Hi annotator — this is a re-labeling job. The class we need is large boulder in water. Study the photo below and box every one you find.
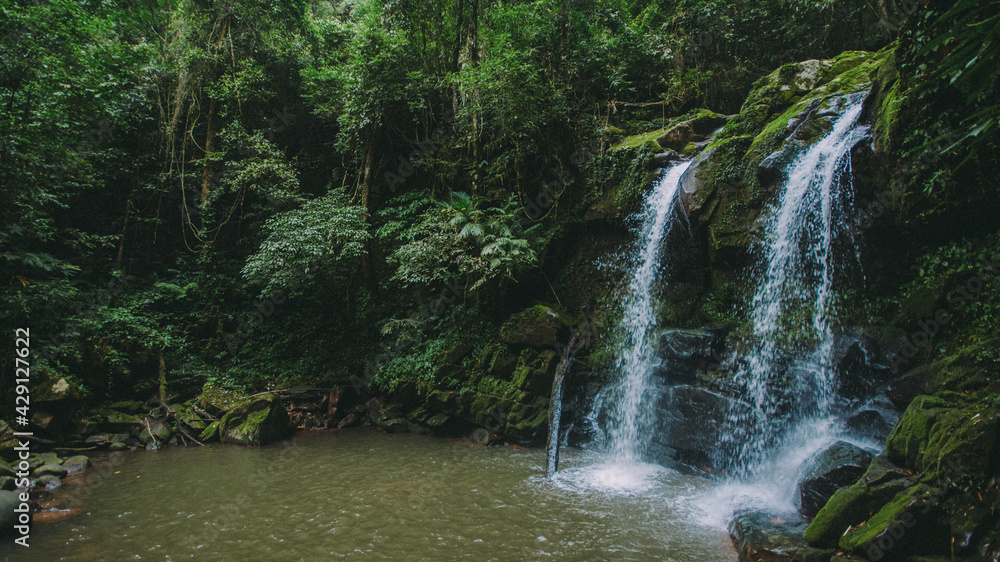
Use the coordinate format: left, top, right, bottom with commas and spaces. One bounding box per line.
797, 441, 873, 517
220, 393, 290, 446
728, 509, 830, 561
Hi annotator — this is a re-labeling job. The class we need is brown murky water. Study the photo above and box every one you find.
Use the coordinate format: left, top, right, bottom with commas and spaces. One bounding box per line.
2, 428, 737, 560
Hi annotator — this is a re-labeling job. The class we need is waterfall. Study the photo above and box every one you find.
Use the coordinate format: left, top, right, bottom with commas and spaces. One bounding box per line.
722, 94, 870, 475
601, 160, 693, 463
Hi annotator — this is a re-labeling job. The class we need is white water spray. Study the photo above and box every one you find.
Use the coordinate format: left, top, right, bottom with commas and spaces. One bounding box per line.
722, 94, 870, 475
602, 161, 693, 464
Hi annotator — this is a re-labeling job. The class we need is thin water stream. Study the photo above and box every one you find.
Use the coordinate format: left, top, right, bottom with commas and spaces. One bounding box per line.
602, 161, 692, 463
5, 429, 736, 561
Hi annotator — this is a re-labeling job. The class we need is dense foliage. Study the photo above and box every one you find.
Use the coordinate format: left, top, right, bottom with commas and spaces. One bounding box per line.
0, 0, 991, 409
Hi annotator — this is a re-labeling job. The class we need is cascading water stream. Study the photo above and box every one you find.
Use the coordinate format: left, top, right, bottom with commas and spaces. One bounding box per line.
721, 93, 870, 477
602, 160, 693, 464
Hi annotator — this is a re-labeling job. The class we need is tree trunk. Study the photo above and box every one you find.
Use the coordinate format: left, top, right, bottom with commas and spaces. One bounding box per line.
469, 0, 479, 66
360, 138, 378, 287
114, 199, 132, 271
157, 349, 168, 406
452, 0, 465, 72
200, 97, 218, 208
557, 0, 568, 68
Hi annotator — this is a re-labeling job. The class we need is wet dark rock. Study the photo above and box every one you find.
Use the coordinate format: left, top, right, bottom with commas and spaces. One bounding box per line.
36, 474, 61, 489
84, 433, 112, 445
33, 464, 68, 479
62, 455, 90, 474
838, 483, 949, 558
425, 413, 450, 427
845, 410, 892, 442
832, 332, 894, 400
379, 418, 410, 433
0, 462, 13, 478
757, 142, 802, 188
0, 477, 13, 491
728, 509, 812, 561
885, 360, 946, 410
803, 455, 913, 547
652, 385, 741, 473
797, 441, 873, 517
337, 412, 362, 429
652, 329, 727, 383
650, 150, 682, 168
139, 418, 173, 446
35, 452, 60, 465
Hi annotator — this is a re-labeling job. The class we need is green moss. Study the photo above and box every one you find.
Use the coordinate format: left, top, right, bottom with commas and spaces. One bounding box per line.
838, 484, 946, 556
219, 393, 289, 446
885, 393, 995, 478
199, 421, 220, 442
200, 384, 250, 413
805, 456, 913, 547
500, 305, 565, 347
612, 128, 670, 151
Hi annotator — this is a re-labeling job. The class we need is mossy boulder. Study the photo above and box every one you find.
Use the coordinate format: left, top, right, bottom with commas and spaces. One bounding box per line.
503, 399, 549, 443
838, 484, 949, 558
886, 394, 998, 479
511, 349, 560, 394
219, 394, 290, 446
138, 418, 173, 446
172, 402, 206, 431
62, 455, 90, 474
32, 373, 86, 404
804, 455, 914, 547
500, 305, 566, 348
686, 50, 886, 270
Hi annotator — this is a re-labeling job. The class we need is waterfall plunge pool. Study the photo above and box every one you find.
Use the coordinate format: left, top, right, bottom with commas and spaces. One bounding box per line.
6, 428, 738, 561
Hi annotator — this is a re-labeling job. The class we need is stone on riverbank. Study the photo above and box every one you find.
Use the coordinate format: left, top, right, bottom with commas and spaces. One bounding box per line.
797, 441, 873, 517
220, 393, 290, 446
